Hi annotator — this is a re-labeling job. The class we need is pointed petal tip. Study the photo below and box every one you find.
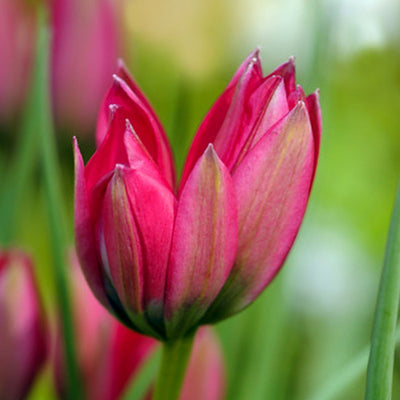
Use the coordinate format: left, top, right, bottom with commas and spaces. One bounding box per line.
114, 163, 127, 176
73, 137, 82, 162
112, 73, 127, 88
116, 58, 127, 71
203, 143, 223, 165
251, 47, 261, 61
205, 142, 215, 153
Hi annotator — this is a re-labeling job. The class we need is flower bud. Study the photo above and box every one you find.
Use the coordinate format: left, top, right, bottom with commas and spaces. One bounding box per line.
74, 50, 321, 338
0, 250, 47, 400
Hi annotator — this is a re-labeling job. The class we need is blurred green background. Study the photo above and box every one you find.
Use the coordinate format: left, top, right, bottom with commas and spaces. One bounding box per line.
1, 0, 400, 399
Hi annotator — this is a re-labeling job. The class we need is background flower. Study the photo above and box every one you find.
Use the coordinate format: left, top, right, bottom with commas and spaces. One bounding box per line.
0, 250, 47, 400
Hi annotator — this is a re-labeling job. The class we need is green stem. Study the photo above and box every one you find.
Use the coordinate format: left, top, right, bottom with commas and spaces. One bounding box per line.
309, 325, 400, 400
152, 332, 196, 400
365, 177, 400, 400
34, 9, 83, 400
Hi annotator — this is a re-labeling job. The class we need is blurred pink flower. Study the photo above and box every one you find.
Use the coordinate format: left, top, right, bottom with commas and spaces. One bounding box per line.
0, 0, 35, 122
51, 0, 120, 133
0, 250, 47, 400
74, 49, 321, 339
53, 254, 225, 400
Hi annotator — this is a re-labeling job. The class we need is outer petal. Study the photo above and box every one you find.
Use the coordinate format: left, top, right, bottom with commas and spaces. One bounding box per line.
165, 145, 238, 338
204, 102, 316, 321
102, 165, 175, 338
86, 106, 167, 196
180, 49, 263, 188
306, 89, 322, 171
122, 167, 175, 329
74, 138, 110, 308
96, 71, 175, 188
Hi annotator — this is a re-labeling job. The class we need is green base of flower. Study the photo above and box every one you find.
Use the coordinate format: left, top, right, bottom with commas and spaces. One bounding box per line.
152, 330, 196, 400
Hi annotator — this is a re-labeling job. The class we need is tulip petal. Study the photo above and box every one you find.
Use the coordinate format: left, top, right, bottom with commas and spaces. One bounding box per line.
228, 76, 289, 170
306, 90, 322, 166
96, 71, 175, 188
101, 166, 144, 321
247, 77, 289, 145
86, 106, 166, 196
180, 49, 262, 188
102, 165, 175, 337
165, 145, 237, 337
121, 167, 176, 330
267, 57, 296, 95
204, 102, 315, 320
74, 137, 110, 308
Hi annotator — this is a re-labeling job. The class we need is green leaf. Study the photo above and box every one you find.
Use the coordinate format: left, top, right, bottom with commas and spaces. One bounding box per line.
365, 178, 400, 400
34, 7, 83, 400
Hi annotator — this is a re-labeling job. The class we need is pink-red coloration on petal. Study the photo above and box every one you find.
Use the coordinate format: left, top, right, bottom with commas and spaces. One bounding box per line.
165, 146, 237, 337
54, 254, 225, 400
74, 50, 321, 339
0, 250, 47, 400
96, 62, 175, 189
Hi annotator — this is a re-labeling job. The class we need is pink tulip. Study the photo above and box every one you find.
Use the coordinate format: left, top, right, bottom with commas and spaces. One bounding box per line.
51, 0, 119, 133
0, 250, 47, 400
54, 254, 225, 400
0, 0, 35, 122
74, 49, 321, 339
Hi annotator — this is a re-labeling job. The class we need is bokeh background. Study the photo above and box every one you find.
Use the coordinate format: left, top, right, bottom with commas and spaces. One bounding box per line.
1, 0, 400, 399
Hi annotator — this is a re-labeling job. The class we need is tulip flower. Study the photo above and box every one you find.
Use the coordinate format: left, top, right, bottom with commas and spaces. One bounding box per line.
0, 250, 47, 400
0, 0, 35, 122
54, 254, 225, 400
74, 49, 321, 341
51, 0, 119, 133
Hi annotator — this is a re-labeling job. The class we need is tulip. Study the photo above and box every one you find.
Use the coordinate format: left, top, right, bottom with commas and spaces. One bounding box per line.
54, 254, 225, 400
74, 49, 321, 340
51, 0, 119, 133
0, 250, 47, 400
0, 0, 35, 122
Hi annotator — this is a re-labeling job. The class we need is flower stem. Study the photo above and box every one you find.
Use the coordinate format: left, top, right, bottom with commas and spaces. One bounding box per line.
34, 8, 83, 400
152, 331, 196, 400
365, 177, 400, 400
